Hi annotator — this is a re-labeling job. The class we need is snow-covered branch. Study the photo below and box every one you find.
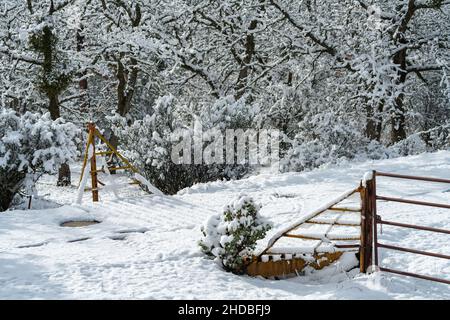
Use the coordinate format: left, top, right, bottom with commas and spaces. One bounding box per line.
268, 0, 337, 56
0, 47, 43, 65
415, 0, 450, 10
407, 64, 444, 73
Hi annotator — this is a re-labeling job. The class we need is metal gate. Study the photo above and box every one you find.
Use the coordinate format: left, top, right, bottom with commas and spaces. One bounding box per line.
361, 171, 450, 285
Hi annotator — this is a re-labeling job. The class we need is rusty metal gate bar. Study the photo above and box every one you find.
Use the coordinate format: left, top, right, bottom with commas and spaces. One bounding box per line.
365, 171, 450, 285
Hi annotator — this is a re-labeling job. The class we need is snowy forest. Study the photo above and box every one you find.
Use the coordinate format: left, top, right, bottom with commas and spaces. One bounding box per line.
1, 0, 450, 210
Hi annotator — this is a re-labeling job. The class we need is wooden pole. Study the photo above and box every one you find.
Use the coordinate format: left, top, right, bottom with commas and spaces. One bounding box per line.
78, 127, 94, 187
88, 123, 99, 202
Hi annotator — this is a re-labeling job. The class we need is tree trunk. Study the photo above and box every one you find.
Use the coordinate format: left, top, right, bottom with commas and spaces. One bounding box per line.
116, 58, 129, 116
77, 24, 89, 113
391, 92, 407, 143
48, 93, 71, 186
0, 171, 25, 212
116, 57, 138, 117
48, 94, 60, 119
365, 102, 383, 142
50, 96, 72, 186
57, 163, 71, 187
389, 1, 416, 144
39, 21, 72, 187
235, 20, 258, 100
391, 46, 408, 143
0, 188, 15, 212
112, 56, 139, 173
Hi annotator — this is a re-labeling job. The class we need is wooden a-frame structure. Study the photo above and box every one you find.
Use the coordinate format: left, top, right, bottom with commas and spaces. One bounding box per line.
78, 123, 159, 202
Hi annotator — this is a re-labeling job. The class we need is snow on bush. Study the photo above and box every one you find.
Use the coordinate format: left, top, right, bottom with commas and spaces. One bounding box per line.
388, 124, 450, 156
280, 109, 370, 172
109, 95, 254, 194
199, 195, 272, 274
0, 109, 78, 211
108, 95, 181, 194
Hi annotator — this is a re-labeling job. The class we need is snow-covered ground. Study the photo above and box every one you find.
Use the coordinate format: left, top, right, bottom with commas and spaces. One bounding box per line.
1, 151, 450, 299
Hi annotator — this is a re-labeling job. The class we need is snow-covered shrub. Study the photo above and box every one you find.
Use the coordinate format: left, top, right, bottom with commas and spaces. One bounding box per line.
109, 95, 203, 194
281, 110, 368, 172
197, 95, 259, 130
389, 124, 450, 156
109, 95, 256, 194
199, 195, 272, 274
0, 109, 78, 211
195, 95, 259, 182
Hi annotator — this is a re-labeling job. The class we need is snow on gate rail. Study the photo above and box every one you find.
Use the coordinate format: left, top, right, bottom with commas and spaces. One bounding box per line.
246, 185, 364, 278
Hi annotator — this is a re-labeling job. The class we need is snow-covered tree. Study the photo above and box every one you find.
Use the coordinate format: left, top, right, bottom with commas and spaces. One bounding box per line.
0, 109, 78, 211
1, 0, 449, 190
0, 0, 80, 186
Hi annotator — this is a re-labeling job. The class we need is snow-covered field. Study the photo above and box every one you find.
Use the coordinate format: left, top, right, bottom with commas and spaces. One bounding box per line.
1, 151, 450, 299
